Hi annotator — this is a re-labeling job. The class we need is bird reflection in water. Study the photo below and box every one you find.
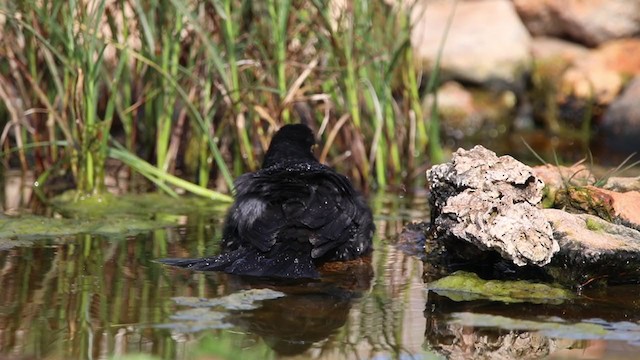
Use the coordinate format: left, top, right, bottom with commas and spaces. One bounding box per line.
221, 256, 373, 356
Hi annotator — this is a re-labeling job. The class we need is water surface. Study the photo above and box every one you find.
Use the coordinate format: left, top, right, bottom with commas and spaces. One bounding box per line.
0, 192, 639, 359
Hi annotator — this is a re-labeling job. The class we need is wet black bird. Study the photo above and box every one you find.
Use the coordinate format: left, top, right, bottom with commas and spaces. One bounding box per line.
160, 124, 374, 279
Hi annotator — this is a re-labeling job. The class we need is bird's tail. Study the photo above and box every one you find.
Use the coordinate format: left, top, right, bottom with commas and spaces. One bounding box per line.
158, 246, 319, 279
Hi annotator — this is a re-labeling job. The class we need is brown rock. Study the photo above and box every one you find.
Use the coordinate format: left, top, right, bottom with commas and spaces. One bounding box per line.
592, 39, 640, 76
424, 81, 482, 137
532, 164, 595, 189
530, 37, 590, 65
559, 64, 622, 105
432, 81, 476, 116
513, 0, 564, 37
532, 164, 595, 207
412, 0, 531, 85
515, 0, 640, 47
557, 39, 640, 104
586, 187, 640, 228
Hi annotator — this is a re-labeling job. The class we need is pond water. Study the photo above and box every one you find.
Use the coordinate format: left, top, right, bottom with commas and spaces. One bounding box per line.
1, 192, 640, 360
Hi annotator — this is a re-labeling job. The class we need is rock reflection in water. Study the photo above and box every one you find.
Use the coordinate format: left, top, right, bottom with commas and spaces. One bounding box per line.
424, 289, 640, 360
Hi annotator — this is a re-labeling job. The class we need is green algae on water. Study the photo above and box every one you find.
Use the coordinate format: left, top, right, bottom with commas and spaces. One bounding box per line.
0, 213, 172, 245
427, 271, 573, 304
51, 191, 230, 219
0, 192, 232, 247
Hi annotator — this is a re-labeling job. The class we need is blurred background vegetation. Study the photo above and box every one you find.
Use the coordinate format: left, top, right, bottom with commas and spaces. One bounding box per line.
0, 0, 443, 200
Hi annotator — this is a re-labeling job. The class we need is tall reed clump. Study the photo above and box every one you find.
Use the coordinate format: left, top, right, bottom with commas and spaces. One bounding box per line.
0, 0, 443, 200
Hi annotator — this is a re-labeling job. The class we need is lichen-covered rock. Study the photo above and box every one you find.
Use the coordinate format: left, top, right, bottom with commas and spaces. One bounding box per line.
427, 146, 559, 266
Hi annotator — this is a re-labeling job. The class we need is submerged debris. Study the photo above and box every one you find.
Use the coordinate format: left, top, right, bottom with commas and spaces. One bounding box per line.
427, 145, 559, 267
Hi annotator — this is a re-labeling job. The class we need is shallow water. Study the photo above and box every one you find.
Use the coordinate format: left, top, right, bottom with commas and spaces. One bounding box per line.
0, 193, 639, 360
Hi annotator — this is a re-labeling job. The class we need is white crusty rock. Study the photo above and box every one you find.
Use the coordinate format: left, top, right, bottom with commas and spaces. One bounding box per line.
427, 146, 559, 266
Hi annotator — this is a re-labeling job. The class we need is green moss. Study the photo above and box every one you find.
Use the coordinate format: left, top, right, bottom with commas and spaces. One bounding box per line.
427, 271, 573, 304
585, 217, 604, 231
0, 213, 170, 243
541, 185, 557, 209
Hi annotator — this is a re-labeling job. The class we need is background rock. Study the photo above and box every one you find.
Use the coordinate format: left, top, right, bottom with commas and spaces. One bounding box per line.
412, 0, 531, 85
603, 177, 640, 192
514, 0, 640, 47
558, 39, 640, 105
600, 75, 640, 153
530, 37, 589, 64
512, 0, 564, 37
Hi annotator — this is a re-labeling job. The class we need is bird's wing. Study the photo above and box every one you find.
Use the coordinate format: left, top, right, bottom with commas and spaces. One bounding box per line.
293, 168, 364, 259
230, 164, 365, 258
227, 173, 285, 252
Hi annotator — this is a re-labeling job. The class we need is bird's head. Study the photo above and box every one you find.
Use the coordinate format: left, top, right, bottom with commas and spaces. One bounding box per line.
262, 124, 318, 168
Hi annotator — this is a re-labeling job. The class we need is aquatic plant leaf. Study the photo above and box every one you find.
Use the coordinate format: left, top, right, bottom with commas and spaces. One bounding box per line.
427, 271, 573, 304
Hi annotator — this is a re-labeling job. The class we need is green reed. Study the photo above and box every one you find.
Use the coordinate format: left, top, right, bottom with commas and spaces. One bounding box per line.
0, 0, 445, 199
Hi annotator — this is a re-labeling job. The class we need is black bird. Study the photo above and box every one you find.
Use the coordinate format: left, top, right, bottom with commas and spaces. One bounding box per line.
160, 124, 374, 279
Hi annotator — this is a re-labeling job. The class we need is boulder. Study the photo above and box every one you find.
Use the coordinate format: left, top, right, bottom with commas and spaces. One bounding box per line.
530, 37, 589, 65
513, 0, 564, 37
411, 0, 531, 85
514, 0, 640, 47
559, 39, 640, 105
424, 81, 482, 138
603, 176, 640, 192
427, 145, 559, 267
600, 76, 640, 153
